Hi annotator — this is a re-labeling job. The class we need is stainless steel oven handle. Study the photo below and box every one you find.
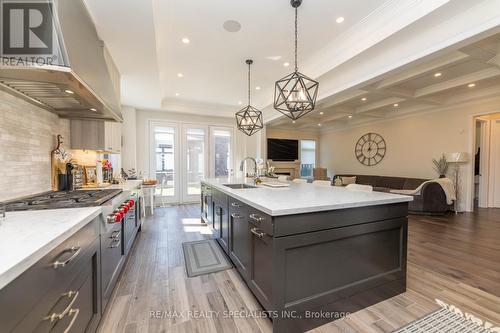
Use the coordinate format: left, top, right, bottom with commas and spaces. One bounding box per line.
250, 228, 265, 239
52, 247, 81, 269
110, 230, 121, 239
231, 213, 241, 219
43, 291, 79, 322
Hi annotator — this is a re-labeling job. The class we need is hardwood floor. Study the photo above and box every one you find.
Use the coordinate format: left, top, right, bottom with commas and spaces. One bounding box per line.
98, 206, 500, 333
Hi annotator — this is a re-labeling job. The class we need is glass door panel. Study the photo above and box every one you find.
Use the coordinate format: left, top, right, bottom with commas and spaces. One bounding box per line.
150, 121, 180, 204
182, 125, 208, 202
210, 127, 233, 178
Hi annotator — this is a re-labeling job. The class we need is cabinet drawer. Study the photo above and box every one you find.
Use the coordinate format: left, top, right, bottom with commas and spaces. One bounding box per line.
247, 207, 273, 236
11, 237, 100, 333
101, 222, 124, 311
229, 198, 245, 211
0, 219, 99, 332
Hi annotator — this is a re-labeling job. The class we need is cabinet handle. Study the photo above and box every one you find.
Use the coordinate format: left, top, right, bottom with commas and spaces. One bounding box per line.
110, 230, 121, 239
60, 308, 80, 333
231, 202, 242, 207
231, 213, 242, 219
249, 214, 263, 222
43, 291, 79, 322
250, 227, 266, 239
52, 247, 81, 269
109, 238, 121, 248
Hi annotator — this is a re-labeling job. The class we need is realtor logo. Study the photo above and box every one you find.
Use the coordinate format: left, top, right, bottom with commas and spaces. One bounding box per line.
1, 0, 53, 55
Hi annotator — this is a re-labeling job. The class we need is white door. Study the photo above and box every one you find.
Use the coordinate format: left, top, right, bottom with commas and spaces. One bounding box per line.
477, 119, 490, 208
149, 121, 180, 204
182, 125, 208, 202
210, 127, 234, 178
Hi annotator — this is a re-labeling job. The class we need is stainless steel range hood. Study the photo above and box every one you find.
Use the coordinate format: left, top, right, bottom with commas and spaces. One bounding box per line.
0, 0, 122, 121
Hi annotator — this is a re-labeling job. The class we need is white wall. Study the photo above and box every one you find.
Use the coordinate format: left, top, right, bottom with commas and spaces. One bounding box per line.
121, 106, 137, 172
319, 98, 500, 212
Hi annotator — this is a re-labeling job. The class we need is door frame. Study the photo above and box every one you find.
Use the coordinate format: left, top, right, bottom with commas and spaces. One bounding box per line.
181, 123, 209, 203
149, 120, 181, 204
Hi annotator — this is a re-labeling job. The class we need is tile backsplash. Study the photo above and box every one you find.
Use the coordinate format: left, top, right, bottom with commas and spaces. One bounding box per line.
0, 91, 70, 201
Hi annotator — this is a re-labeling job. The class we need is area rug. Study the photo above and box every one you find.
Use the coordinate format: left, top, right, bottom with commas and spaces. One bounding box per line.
182, 239, 232, 277
392, 299, 499, 333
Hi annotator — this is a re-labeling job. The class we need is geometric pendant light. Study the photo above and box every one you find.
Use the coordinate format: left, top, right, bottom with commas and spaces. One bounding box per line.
235, 59, 264, 136
274, 0, 319, 120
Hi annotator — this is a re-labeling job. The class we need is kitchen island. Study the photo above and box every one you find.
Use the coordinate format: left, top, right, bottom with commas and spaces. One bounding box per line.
201, 178, 412, 333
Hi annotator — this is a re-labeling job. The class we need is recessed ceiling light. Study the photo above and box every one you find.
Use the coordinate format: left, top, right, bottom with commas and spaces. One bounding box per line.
64, 89, 74, 94
238, 101, 242, 105
175, 92, 180, 96
223, 20, 241, 33
468, 83, 476, 88
266, 55, 282, 61
181, 37, 190, 44
292, 120, 296, 124
318, 123, 322, 127
434, 72, 442, 77
177, 73, 184, 78
361, 97, 367, 101
283, 62, 290, 67
319, 111, 324, 115
255, 86, 261, 90
348, 114, 353, 119
90, 108, 97, 112
336, 17, 345, 23
393, 103, 399, 107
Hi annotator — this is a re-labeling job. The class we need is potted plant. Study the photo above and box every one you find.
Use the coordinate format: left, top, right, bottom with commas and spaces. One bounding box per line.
432, 155, 448, 178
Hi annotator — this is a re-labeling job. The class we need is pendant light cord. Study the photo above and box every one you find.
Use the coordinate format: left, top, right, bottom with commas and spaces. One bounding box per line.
294, 7, 298, 72
247, 62, 251, 105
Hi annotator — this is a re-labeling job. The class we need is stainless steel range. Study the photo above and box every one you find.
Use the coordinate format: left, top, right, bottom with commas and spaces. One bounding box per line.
4, 189, 123, 211
5, 189, 141, 312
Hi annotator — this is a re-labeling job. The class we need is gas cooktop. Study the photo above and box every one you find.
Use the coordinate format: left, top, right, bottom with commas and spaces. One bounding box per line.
5, 189, 123, 211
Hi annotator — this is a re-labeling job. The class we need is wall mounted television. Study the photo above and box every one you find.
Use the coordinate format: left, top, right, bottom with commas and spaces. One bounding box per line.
267, 139, 299, 161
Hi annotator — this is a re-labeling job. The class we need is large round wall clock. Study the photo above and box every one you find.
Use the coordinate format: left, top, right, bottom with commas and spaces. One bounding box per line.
355, 133, 386, 166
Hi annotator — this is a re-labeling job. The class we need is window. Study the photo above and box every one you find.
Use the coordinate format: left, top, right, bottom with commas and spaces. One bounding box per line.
300, 140, 316, 178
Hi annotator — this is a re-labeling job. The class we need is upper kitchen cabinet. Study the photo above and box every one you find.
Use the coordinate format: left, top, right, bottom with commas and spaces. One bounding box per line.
71, 120, 122, 153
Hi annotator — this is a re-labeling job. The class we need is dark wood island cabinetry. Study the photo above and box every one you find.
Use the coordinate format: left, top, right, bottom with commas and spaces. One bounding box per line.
201, 180, 410, 333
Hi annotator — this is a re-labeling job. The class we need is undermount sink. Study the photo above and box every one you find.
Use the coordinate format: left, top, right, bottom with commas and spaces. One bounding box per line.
223, 183, 256, 189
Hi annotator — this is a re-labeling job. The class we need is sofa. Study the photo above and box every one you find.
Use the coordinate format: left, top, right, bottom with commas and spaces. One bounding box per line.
335, 174, 451, 215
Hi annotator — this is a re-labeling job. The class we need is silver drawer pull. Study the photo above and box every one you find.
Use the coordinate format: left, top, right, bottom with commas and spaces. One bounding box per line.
110, 230, 121, 239
52, 247, 81, 269
249, 214, 263, 222
60, 308, 80, 333
231, 202, 242, 207
250, 227, 265, 239
44, 290, 79, 322
231, 213, 241, 219
109, 239, 121, 248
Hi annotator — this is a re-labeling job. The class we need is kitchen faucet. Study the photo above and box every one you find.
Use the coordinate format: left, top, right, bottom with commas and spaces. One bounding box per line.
240, 157, 258, 184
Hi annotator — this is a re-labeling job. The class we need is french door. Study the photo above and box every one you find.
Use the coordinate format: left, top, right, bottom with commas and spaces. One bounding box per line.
150, 121, 233, 204
150, 121, 180, 204
182, 124, 208, 202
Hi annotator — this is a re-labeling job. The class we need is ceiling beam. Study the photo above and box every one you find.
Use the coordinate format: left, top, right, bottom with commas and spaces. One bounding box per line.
375, 51, 470, 89
355, 97, 405, 113
414, 67, 500, 97
317, 89, 367, 108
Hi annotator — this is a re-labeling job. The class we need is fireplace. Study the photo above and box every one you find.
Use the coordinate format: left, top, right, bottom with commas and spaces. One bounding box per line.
268, 160, 300, 179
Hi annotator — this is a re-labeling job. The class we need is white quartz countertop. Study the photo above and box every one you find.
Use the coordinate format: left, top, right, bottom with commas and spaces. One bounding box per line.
202, 177, 412, 216
0, 207, 101, 290
82, 179, 143, 192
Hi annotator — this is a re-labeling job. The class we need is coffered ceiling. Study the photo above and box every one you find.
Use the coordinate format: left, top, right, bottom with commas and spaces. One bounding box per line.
267, 33, 500, 132
83, 0, 452, 116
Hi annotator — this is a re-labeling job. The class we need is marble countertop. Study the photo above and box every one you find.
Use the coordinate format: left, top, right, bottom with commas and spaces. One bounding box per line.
202, 177, 412, 216
0, 207, 101, 290
82, 179, 143, 192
